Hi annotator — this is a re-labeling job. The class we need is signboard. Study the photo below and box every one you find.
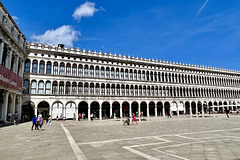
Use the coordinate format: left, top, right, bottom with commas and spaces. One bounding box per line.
0, 64, 22, 92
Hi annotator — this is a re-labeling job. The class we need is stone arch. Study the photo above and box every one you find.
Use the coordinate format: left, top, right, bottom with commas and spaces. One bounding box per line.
185, 101, 190, 114
37, 101, 50, 119
91, 101, 100, 119
65, 101, 76, 119
140, 101, 147, 117
22, 101, 35, 122
157, 101, 163, 116
102, 101, 110, 119
78, 101, 88, 119
131, 101, 139, 115
52, 101, 64, 120
112, 101, 120, 118
191, 101, 196, 114
149, 101, 155, 116
164, 101, 170, 116
122, 101, 130, 117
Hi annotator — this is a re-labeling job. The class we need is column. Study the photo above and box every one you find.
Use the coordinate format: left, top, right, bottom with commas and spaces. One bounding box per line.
0, 40, 3, 64
75, 106, 78, 120
34, 107, 37, 116
88, 106, 90, 120
177, 104, 179, 116
18, 96, 22, 121
147, 104, 149, 117
129, 105, 132, 118
155, 106, 157, 117
3, 91, 9, 121
190, 103, 192, 115
110, 104, 112, 118
202, 105, 204, 114
99, 106, 102, 120
196, 105, 198, 115
120, 106, 122, 118
163, 105, 165, 116
138, 105, 141, 119
12, 94, 16, 115
183, 103, 186, 115
14, 55, 19, 74
20, 59, 24, 76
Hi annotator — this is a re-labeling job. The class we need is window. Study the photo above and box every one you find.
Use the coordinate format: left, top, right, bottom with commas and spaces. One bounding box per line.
78, 83, 83, 95
106, 68, 110, 78
53, 63, 58, 75
39, 61, 45, 74
116, 70, 119, 79
72, 65, 77, 76
84, 67, 88, 77
90, 67, 94, 77
52, 81, 58, 94
84, 85, 88, 94
72, 83, 76, 95
101, 68, 104, 78
125, 71, 128, 79
142, 72, 145, 80
32, 60, 38, 73
78, 66, 83, 77
60, 63, 65, 75
31, 80, 37, 94
24, 60, 30, 73
38, 81, 44, 94
65, 82, 70, 94
45, 81, 51, 94
23, 79, 29, 94
59, 82, 64, 94
129, 72, 133, 80
134, 72, 137, 80
111, 70, 114, 79
121, 70, 124, 79
95, 68, 99, 77
46, 62, 51, 74
101, 86, 105, 95
66, 64, 71, 75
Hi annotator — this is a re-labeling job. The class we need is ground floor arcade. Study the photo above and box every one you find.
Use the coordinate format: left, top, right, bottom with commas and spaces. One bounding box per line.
22, 96, 240, 121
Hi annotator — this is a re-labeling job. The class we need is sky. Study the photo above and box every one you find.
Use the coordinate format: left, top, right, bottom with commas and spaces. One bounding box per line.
2, 0, 240, 70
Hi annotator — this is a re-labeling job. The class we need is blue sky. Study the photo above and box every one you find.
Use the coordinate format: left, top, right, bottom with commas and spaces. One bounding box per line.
2, 0, 240, 70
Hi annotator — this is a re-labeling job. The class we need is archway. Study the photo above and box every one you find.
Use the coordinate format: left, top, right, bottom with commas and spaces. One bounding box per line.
171, 102, 177, 115
21, 101, 35, 122
66, 102, 76, 119
90, 101, 99, 118
191, 102, 196, 114
78, 101, 88, 119
157, 101, 163, 116
37, 101, 49, 119
164, 102, 170, 116
122, 101, 129, 117
197, 101, 202, 114
112, 101, 120, 118
52, 101, 63, 120
131, 101, 138, 116
149, 101, 155, 116
178, 102, 184, 115
102, 101, 110, 119
185, 101, 190, 114
140, 101, 147, 116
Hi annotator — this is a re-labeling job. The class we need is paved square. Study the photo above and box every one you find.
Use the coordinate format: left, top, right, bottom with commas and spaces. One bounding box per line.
1, 115, 240, 160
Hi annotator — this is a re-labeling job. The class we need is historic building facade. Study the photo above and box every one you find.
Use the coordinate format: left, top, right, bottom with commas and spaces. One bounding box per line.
0, 2, 27, 122
22, 42, 240, 120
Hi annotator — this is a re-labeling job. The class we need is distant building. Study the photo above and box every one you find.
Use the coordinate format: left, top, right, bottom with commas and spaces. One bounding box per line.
1, 1, 240, 122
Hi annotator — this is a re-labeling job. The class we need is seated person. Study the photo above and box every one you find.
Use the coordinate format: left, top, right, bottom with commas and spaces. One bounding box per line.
123, 117, 130, 125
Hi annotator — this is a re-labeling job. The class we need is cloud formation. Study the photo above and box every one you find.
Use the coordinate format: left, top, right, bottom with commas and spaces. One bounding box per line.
195, 0, 209, 17
12, 16, 19, 24
31, 25, 80, 47
72, 1, 104, 21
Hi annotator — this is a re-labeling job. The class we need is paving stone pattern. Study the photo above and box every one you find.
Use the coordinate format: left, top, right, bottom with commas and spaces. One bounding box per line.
1, 115, 240, 160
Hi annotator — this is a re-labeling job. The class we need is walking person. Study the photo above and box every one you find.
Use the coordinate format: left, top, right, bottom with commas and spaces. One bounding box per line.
90, 113, 94, 121
226, 109, 230, 119
132, 113, 138, 125
78, 113, 81, 121
38, 115, 44, 131
47, 116, 52, 126
31, 115, 37, 130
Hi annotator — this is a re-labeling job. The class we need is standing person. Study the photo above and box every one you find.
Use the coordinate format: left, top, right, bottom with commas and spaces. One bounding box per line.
38, 115, 44, 131
226, 109, 229, 119
132, 113, 138, 125
56, 114, 59, 121
167, 112, 172, 118
31, 115, 37, 130
90, 113, 94, 121
78, 113, 81, 121
82, 112, 85, 119
47, 116, 52, 126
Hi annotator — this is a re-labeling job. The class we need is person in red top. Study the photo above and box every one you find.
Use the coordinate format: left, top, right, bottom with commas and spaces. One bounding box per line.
132, 113, 138, 125
78, 113, 81, 121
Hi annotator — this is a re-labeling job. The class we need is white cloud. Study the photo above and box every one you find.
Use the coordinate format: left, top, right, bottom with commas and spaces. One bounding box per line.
72, 1, 104, 21
12, 16, 19, 24
31, 25, 80, 47
195, 0, 209, 17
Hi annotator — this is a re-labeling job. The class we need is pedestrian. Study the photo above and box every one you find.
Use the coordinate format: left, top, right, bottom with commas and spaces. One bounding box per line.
132, 113, 138, 125
56, 114, 58, 121
31, 115, 37, 130
78, 113, 81, 121
38, 115, 44, 131
167, 112, 172, 118
47, 116, 52, 126
82, 112, 85, 119
90, 113, 94, 121
226, 109, 229, 118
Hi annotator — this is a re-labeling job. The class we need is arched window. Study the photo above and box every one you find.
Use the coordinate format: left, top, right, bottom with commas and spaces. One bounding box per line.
84, 83, 88, 95
142, 71, 145, 80
46, 61, 51, 74
53, 62, 58, 75
116, 69, 119, 79
101, 67, 105, 78
72, 64, 77, 76
134, 70, 137, 80
84, 66, 88, 77
95, 67, 99, 77
111, 68, 115, 79
120, 69, 124, 79
65, 82, 71, 94
45, 81, 51, 94
101, 84, 105, 95
24, 59, 30, 73
23, 79, 29, 94
78, 83, 83, 95
78, 65, 83, 77
52, 81, 58, 94
38, 81, 44, 94
90, 66, 94, 77
90, 83, 94, 95
39, 61, 45, 74
66, 63, 71, 75
31, 80, 37, 94
95, 83, 100, 95
106, 68, 110, 78
60, 63, 65, 75
72, 83, 77, 94
59, 82, 64, 94
32, 60, 38, 73
106, 84, 110, 95
129, 70, 133, 80
125, 69, 128, 80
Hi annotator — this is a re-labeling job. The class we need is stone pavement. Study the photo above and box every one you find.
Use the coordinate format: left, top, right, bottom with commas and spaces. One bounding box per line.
1, 114, 240, 160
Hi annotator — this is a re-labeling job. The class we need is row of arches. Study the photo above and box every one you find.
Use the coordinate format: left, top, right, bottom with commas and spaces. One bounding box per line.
24, 59, 240, 87
23, 80, 240, 99
22, 100, 240, 120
